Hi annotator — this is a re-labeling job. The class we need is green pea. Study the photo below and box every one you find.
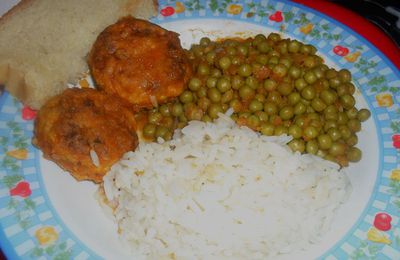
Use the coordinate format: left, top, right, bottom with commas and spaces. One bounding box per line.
217, 77, 231, 92
288, 66, 301, 79
218, 56, 231, 70
249, 100, 263, 112
179, 90, 194, 104
317, 134, 332, 150
339, 125, 352, 139
172, 103, 184, 117
306, 140, 319, 154
267, 91, 282, 104
264, 102, 278, 115
301, 86, 316, 100
347, 147, 362, 162
347, 119, 361, 132
336, 84, 348, 96
255, 111, 269, 122
231, 75, 244, 90
304, 126, 319, 140
340, 94, 356, 109
346, 83, 356, 95
185, 106, 203, 121
162, 116, 174, 128
294, 116, 307, 128
268, 56, 279, 65
260, 122, 275, 136
196, 87, 207, 98
200, 37, 211, 46
206, 77, 218, 88
346, 134, 358, 146
210, 68, 222, 77
295, 78, 308, 91
148, 111, 162, 124
245, 76, 259, 90
197, 63, 210, 76
189, 77, 202, 91
288, 92, 301, 105
310, 98, 326, 112
238, 64, 252, 77
338, 69, 351, 83
277, 41, 288, 55
277, 82, 293, 96
229, 99, 242, 112
239, 85, 255, 100
208, 104, 223, 119
288, 40, 300, 53
143, 123, 156, 139
329, 77, 341, 88
346, 107, 358, 119
304, 71, 317, 84
230, 56, 240, 66
288, 125, 303, 138
201, 114, 212, 123
255, 93, 266, 103
313, 67, 324, 79
320, 89, 337, 105
304, 56, 316, 68
279, 106, 294, 120
328, 128, 342, 141
274, 125, 288, 135
264, 79, 278, 91
329, 142, 346, 156
294, 102, 306, 115
357, 108, 371, 122
207, 88, 222, 103
159, 104, 171, 117
289, 139, 305, 153
267, 33, 280, 42
273, 64, 288, 77
237, 44, 249, 56
221, 90, 234, 103
248, 115, 261, 128
337, 112, 349, 125
256, 54, 269, 65
206, 51, 217, 64
155, 125, 169, 139
198, 97, 211, 111
257, 41, 271, 53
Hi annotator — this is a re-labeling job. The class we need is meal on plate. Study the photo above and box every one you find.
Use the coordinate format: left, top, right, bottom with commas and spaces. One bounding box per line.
1, 2, 372, 258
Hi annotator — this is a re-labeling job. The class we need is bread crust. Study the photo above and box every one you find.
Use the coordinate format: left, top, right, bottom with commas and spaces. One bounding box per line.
0, 0, 159, 109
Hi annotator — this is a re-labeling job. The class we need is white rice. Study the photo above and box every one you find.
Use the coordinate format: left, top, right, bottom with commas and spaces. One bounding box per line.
102, 112, 351, 260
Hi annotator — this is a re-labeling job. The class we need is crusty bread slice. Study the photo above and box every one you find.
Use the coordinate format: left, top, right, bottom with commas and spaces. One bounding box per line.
0, 0, 158, 109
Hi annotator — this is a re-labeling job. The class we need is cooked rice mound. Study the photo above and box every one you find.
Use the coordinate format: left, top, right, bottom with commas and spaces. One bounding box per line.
103, 112, 351, 259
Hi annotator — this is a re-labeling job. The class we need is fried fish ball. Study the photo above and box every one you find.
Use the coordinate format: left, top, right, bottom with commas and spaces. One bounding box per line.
88, 16, 192, 108
33, 88, 139, 183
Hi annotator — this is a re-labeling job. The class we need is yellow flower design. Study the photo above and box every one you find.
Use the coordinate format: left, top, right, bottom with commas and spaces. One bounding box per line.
344, 51, 361, 63
35, 226, 59, 246
175, 2, 185, 14
367, 227, 391, 244
375, 93, 393, 107
227, 4, 243, 15
6, 149, 28, 160
300, 23, 314, 34
390, 169, 400, 181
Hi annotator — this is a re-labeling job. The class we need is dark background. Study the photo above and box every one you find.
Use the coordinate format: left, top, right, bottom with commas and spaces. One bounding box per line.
330, 0, 400, 49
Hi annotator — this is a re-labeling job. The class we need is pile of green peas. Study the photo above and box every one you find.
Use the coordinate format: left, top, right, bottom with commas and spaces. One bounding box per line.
140, 33, 371, 167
